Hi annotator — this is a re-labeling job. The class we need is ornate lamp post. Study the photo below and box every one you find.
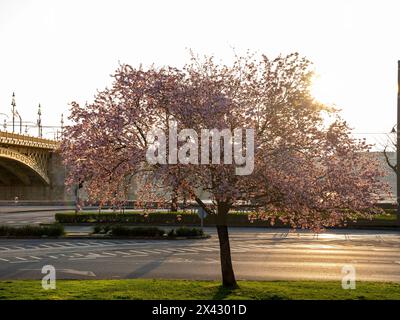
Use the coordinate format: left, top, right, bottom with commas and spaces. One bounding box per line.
37, 104, 43, 138
11, 92, 16, 133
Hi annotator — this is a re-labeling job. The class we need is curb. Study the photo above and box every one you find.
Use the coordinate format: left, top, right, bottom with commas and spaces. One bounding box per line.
0, 234, 211, 240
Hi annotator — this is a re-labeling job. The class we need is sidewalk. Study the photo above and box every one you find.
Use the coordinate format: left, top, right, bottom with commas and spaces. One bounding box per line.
0, 206, 75, 214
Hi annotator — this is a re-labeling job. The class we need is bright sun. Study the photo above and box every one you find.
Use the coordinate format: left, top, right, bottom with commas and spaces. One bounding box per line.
310, 73, 342, 107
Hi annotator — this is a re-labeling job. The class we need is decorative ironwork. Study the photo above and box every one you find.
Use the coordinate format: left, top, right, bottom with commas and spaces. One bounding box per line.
0, 132, 59, 185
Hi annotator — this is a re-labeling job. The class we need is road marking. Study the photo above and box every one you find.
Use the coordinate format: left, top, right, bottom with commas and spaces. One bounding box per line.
58, 242, 76, 247
39, 244, 53, 248
59, 269, 96, 277
25, 246, 40, 249
128, 250, 149, 255
167, 248, 188, 252
88, 242, 104, 246
29, 256, 41, 260
151, 249, 173, 253
115, 251, 131, 255
47, 243, 65, 247
0, 247, 10, 251
76, 242, 90, 246
178, 248, 198, 252
101, 252, 117, 256
0, 258, 9, 262
195, 247, 217, 252
49, 255, 58, 259
15, 256, 27, 261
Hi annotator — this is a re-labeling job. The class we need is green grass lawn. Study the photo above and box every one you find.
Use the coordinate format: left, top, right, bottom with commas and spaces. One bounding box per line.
0, 279, 399, 300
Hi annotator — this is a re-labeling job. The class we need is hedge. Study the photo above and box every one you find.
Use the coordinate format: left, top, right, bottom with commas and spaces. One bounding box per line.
55, 211, 264, 226
0, 224, 65, 237
169, 227, 204, 237
55, 211, 398, 228
110, 226, 165, 237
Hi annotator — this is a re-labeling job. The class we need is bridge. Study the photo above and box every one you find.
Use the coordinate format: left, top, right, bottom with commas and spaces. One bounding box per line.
0, 131, 68, 200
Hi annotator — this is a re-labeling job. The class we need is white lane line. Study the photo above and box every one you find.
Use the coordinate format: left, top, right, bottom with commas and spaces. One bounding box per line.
47, 243, 65, 247
29, 256, 41, 260
167, 248, 189, 253
101, 252, 117, 256
87, 252, 101, 256
140, 249, 165, 254
195, 247, 218, 252
13, 246, 26, 250
128, 250, 149, 255
15, 256, 27, 261
151, 249, 173, 253
0, 247, 11, 251
39, 244, 53, 248
76, 242, 91, 246
178, 248, 199, 252
72, 253, 84, 257
115, 251, 131, 256
25, 246, 40, 249
0, 258, 9, 262
48, 255, 58, 259
88, 242, 104, 246
58, 242, 76, 247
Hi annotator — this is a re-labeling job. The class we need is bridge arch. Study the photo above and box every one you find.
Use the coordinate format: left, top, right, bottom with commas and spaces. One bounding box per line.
0, 147, 50, 185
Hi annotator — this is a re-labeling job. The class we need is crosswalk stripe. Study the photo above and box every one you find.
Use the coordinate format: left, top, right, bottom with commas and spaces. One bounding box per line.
29, 256, 41, 260
15, 257, 26, 261
0, 258, 9, 262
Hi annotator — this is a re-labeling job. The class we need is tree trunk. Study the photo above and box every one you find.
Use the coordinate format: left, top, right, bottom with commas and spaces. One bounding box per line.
216, 203, 237, 288
170, 195, 178, 212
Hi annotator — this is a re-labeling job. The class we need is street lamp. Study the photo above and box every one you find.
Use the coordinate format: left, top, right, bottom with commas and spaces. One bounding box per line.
37, 104, 42, 137
15, 110, 22, 134
0, 113, 8, 132
11, 92, 16, 133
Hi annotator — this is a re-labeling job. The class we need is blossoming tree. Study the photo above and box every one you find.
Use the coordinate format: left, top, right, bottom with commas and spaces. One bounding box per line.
61, 52, 387, 287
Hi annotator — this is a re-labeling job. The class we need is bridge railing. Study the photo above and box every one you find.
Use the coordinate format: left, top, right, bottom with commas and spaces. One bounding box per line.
0, 131, 59, 149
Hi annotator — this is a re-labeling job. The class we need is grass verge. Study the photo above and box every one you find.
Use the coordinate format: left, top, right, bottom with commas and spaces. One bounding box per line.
0, 279, 399, 300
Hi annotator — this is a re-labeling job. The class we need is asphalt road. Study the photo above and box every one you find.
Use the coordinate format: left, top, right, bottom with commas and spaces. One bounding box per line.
0, 227, 399, 282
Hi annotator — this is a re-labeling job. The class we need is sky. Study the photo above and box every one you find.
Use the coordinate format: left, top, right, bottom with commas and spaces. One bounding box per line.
0, 0, 399, 145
